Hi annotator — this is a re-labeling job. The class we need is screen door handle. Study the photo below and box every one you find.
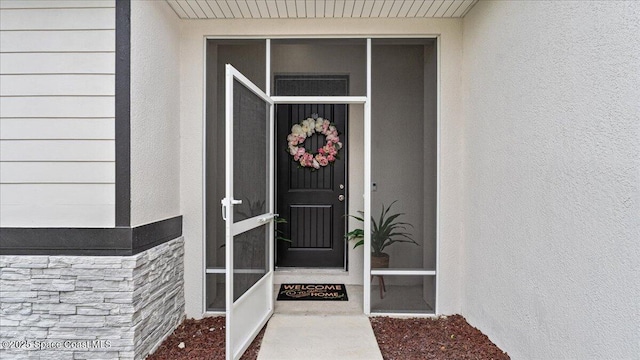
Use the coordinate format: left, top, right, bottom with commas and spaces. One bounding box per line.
221, 198, 243, 220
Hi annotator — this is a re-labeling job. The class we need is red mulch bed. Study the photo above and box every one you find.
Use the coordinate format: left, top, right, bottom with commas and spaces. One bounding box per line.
147, 316, 264, 360
370, 315, 510, 360
149, 314, 508, 360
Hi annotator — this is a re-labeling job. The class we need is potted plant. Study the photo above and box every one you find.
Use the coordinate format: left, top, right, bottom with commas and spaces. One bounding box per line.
345, 201, 419, 268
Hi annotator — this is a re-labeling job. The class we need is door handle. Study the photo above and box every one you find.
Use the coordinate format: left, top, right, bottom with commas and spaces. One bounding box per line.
221, 198, 243, 220
221, 199, 228, 221
338, 195, 345, 202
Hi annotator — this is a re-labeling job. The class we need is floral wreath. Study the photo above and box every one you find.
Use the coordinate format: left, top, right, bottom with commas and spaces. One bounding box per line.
287, 117, 342, 170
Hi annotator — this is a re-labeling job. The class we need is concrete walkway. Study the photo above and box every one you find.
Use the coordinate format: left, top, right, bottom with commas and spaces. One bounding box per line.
257, 314, 383, 360
257, 285, 383, 360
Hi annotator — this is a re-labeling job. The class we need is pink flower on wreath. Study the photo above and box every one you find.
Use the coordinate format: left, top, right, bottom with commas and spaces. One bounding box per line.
300, 153, 313, 167
327, 154, 335, 162
315, 154, 329, 166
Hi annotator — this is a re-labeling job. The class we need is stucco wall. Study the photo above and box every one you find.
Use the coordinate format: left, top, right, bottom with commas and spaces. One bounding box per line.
130, 0, 181, 227
180, 18, 464, 318
461, 1, 640, 359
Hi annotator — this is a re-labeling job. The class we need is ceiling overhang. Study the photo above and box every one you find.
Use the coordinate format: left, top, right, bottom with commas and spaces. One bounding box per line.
166, 0, 478, 19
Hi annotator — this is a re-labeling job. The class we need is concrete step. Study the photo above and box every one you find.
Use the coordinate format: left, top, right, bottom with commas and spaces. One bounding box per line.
257, 314, 383, 360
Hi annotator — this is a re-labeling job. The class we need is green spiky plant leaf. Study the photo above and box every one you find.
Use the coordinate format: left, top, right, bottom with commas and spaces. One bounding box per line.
274, 216, 292, 243
345, 201, 418, 257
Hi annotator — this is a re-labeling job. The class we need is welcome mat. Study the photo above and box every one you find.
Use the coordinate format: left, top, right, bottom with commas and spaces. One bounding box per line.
277, 283, 348, 301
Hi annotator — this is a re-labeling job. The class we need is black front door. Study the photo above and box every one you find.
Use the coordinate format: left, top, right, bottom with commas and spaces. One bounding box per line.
276, 102, 347, 268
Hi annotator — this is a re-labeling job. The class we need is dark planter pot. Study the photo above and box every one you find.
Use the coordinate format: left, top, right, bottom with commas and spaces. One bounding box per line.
371, 252, 390, 268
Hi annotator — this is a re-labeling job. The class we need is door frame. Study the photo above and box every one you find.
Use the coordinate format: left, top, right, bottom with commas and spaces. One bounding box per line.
273, 97, 363, 271
203, 37, 441, 317
273, 74, 351, 270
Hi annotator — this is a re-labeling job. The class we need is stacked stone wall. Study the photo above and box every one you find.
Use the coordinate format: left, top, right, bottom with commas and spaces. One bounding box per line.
0, 237, 184, 359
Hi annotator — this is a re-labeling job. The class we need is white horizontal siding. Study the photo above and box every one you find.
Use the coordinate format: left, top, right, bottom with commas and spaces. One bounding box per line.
1, 184, 114, 204
0, 0, 114, 9
0, 74, 115, 96
0, 2, 116, 227
0, 30, 114, 52
0, 53, 115, 74
0, 205, 115, 227
0, 8, 115, 30
0, 162, 115, 183
0, 140, 114, 161
0, 184, 115, 227
0, 118, 114, 139
0, 97, 114, 118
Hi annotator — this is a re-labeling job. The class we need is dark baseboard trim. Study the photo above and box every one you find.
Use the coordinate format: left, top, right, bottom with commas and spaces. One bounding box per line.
132, 216, 183, 254
0, 216, 182, 256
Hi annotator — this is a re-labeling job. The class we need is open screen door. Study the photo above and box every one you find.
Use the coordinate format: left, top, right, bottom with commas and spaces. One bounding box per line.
222, 64, 275, 360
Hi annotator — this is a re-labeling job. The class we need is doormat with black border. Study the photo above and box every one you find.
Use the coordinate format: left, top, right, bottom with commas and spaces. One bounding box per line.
277, 283, 348, 301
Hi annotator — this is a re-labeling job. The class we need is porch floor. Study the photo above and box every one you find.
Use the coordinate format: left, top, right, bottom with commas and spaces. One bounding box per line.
257, 284, 382, 359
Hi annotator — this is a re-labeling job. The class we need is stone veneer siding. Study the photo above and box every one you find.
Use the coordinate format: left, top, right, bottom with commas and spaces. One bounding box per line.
0, 237, 185, 359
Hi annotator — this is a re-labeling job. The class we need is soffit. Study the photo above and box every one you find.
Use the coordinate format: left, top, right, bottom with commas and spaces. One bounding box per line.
166, 0, 477, 19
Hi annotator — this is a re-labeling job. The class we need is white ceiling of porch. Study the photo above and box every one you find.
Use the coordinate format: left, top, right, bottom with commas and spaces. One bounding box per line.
166, 0, 478, 19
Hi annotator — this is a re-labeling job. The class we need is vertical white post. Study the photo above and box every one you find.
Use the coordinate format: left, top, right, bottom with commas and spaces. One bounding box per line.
268, 104, 275, 314
266, 38, 273, 313
224, 64, 234, 360
363, 38, 372, 315
201, 37, 208, 317
435, 36, 441, 316
266, 39, 271, 96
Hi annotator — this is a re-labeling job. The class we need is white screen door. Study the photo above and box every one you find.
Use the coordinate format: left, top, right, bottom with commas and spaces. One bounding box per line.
222, 64, 275, 360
